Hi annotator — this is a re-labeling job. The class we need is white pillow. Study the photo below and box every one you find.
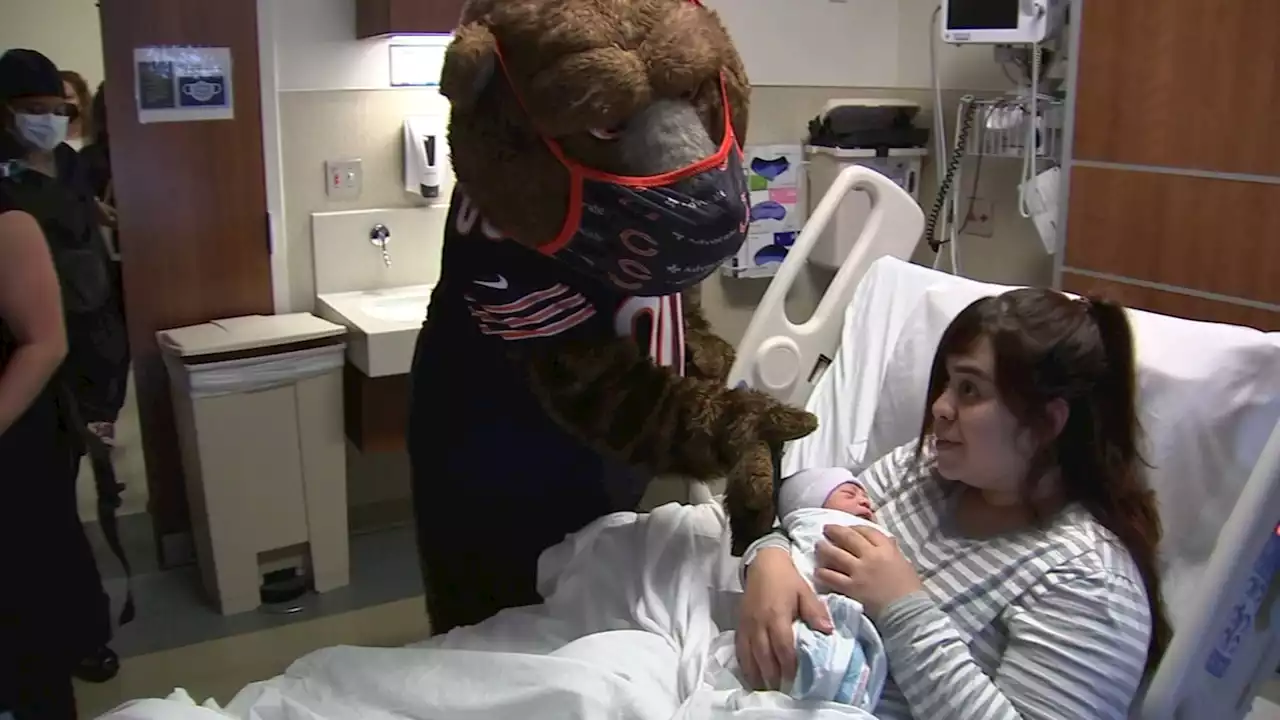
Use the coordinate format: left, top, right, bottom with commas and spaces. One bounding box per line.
782, 258, 951, 477
864, 278, 1280, 628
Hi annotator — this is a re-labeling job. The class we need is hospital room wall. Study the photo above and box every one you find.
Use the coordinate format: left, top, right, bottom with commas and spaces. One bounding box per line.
701, 87, 1047, 344
0, 0, 105, 89
263, 0, 1046, 338
5, 0, 1044, 523
258, 0, 1045, 522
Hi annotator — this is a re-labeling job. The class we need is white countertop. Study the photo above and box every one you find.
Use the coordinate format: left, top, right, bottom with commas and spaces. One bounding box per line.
315, 284, 435, 377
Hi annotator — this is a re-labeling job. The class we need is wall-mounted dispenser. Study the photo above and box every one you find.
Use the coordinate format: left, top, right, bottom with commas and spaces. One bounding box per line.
404, 115, 445, 200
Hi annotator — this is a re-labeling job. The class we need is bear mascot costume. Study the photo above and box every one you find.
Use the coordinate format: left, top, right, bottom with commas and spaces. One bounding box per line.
408, 0, 818, 635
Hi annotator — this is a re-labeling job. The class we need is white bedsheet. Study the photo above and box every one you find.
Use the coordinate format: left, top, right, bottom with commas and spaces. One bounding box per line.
98, 502, 874, 720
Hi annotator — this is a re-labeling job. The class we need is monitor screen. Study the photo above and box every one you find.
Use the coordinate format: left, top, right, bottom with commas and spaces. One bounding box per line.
946, 0, 1020, 30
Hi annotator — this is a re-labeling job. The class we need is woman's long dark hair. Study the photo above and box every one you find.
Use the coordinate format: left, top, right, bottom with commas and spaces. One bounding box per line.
914, 288, 1171, 675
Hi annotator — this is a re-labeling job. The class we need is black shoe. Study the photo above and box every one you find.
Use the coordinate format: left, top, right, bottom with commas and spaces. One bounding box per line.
73, 645, 120, 683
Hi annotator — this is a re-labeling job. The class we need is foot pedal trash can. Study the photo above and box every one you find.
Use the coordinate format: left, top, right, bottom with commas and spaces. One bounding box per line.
158, 314, 349, 615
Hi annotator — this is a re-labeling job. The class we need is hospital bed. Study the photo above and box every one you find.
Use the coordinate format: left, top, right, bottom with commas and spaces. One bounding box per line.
730, 166, 1280, 719
99, 167, 1279, 720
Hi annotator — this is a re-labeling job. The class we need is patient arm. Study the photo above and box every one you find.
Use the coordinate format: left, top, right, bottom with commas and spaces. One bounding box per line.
520, 336, 816, 480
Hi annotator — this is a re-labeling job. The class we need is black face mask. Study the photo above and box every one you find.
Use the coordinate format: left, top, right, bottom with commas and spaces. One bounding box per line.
495, 52, 750, 297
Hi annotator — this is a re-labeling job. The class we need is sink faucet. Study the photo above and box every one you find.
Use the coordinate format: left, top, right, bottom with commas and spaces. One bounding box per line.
369, 224, 391, 267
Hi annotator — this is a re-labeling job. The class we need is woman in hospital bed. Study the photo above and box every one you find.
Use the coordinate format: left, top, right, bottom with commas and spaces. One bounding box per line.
737, 287, 1173, 720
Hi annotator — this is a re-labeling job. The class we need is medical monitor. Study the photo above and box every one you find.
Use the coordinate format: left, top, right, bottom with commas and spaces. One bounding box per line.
941, 0, 1066, 45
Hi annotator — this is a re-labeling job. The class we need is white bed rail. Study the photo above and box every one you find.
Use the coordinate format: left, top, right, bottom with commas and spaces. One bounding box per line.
1141, 415, 1280, 720
727, 165, 924, 405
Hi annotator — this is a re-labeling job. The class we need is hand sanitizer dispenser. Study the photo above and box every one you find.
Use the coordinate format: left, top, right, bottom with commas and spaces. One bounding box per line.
404, 115, 445, 200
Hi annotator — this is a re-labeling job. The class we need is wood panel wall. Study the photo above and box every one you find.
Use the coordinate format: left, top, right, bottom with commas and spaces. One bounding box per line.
100, 0, 274, 566
1073, 0, 1280, 176
1062, 0, 1280, 332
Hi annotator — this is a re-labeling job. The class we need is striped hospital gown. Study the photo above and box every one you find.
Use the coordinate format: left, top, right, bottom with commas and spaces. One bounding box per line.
753, 440, 1154, 720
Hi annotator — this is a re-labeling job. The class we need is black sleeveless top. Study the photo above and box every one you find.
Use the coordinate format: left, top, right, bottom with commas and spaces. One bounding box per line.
0, 196, 111, 663
0, 192, 66, 468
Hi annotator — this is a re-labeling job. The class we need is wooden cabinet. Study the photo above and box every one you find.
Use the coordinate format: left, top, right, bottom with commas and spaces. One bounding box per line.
356, 0, 466, 37
1073, 0, 1280, 177
1059, 0, 1280, 333
343, 364, 409, 453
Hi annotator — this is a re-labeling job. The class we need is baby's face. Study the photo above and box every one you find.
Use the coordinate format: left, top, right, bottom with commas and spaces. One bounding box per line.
823, 482, 875, 520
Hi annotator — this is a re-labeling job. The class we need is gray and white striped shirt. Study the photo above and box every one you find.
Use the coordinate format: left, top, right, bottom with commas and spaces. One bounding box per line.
752, 440, 1153, 719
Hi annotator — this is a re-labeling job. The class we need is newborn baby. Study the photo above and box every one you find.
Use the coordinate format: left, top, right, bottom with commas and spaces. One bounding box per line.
773, 467, 890, 710
709, 467, 889, 711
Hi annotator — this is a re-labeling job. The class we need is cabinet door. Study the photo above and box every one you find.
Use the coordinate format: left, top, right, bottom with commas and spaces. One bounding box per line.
357, 0, 465, 37
1073, 0, 1280, 176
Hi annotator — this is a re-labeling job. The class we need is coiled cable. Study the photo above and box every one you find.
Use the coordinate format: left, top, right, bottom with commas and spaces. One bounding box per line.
924, 95, 976, 252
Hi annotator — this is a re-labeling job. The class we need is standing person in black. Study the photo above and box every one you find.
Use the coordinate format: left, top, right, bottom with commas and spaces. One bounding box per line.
77, 81, 128, 447
0, 49, 120, 712
0, 206, 84, 719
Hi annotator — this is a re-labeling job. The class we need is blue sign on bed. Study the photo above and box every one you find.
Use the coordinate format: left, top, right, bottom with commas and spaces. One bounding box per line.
1204, 526, 1280, 679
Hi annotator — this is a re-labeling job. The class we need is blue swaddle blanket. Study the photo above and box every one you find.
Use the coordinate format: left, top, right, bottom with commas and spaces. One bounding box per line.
781, 507, 892, 711
790, 593, 888, 708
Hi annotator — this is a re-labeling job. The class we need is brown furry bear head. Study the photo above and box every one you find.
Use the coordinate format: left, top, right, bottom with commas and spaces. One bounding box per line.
440, 0, 750, 248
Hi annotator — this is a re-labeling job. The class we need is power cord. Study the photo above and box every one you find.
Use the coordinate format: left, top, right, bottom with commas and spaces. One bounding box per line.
924, 96, 976, 252
957, 117, 986, 236
1018, 44, 1044, 218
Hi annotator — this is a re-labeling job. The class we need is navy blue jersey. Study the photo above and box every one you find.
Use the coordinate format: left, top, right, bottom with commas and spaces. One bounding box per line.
410, 185, 687, 514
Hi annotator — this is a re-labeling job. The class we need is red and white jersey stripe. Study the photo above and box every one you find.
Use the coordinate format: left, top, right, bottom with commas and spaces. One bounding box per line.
466, 283, 597, 341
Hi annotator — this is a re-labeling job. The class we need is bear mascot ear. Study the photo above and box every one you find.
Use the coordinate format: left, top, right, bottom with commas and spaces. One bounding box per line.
440, 21, 497, 111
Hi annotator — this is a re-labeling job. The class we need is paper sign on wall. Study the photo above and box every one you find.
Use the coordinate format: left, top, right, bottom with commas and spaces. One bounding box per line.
134, 46, 234, 124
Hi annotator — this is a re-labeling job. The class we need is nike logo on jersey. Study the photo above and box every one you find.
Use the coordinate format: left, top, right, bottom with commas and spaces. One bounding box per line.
474, 275, 509, 290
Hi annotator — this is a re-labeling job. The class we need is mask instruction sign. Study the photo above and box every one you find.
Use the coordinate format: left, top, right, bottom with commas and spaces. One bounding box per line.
134, 46, 234, 124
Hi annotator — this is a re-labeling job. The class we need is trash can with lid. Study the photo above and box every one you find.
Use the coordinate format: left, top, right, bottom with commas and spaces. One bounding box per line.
158, 313, 349, 615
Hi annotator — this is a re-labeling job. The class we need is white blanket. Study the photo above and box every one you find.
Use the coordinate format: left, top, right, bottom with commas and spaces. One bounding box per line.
99, 503, 874, 720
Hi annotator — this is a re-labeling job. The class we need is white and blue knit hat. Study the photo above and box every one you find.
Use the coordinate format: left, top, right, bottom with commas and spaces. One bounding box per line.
777, 467, 862, 519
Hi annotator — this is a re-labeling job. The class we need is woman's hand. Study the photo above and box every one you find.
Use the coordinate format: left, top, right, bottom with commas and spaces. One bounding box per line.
815, 525, 924, 618
96, 199, 118, 229
736, 546, 833, 691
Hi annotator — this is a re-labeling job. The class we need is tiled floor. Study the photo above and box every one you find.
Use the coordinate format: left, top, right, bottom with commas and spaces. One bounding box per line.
78, 596, 431, 717
87, 516, 425, 658
1253, 695, 1280, 720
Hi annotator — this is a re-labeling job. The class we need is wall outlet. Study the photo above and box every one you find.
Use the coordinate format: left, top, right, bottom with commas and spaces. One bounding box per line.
325, 158, 363, 201
962, 197, 995, 238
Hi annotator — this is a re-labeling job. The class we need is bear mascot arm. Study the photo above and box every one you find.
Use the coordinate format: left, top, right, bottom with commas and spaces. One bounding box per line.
429, 1, 815, 612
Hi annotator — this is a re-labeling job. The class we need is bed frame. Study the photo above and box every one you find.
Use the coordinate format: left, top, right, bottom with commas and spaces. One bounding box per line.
727, 164, 1280, 720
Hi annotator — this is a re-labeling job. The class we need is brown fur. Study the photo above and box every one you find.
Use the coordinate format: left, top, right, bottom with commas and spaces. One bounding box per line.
442, 0, 750, 247
441, 0, 815, 555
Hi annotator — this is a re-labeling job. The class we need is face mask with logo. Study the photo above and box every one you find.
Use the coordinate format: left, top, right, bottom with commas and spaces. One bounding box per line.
12, 111, 69, 151
492, 42, 750, 297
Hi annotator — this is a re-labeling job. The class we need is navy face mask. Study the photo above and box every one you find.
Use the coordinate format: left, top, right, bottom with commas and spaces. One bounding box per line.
497, 51, 750, 297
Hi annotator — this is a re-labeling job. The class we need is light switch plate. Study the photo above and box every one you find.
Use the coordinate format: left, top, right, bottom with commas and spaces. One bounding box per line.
325, 159, 363, 201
